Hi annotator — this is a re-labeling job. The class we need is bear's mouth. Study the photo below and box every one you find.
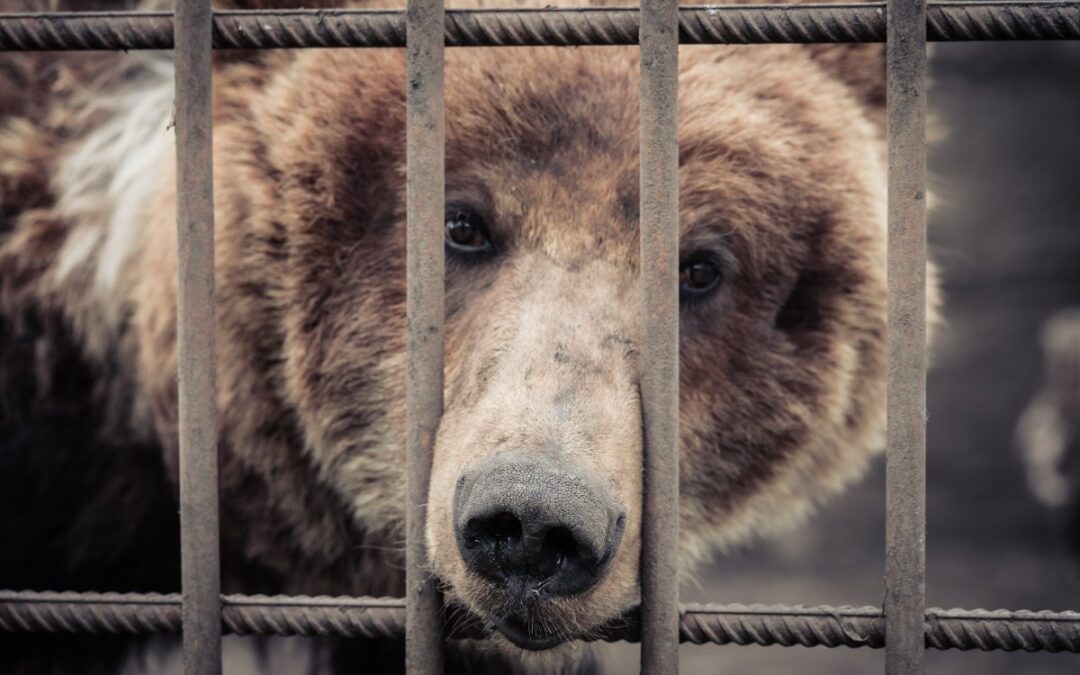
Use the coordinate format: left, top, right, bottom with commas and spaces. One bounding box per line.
491, 614, 568, 650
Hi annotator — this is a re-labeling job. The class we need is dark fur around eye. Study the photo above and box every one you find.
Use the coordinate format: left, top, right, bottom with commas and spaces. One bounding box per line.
775, 271, 827, 335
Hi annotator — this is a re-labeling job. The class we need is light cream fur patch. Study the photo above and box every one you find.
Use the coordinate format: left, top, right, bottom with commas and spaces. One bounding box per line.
55, 55, 175, 294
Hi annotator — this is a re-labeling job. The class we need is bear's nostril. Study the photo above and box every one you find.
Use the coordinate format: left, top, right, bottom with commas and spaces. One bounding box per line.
542, 527, 578, 568
454, 457, 625, 598
490, 512, 521, 544
461, 511, 600, 592
465, 511, 521, 549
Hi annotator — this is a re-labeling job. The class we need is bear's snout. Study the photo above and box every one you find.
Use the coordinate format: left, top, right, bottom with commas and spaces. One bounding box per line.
453, 454, 626, 646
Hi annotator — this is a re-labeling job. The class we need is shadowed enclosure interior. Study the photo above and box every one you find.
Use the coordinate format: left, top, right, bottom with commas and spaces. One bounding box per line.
0, 2, 1079, 674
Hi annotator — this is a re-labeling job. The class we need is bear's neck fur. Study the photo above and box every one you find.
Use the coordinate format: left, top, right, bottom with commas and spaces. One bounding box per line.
0, 50, 401, 599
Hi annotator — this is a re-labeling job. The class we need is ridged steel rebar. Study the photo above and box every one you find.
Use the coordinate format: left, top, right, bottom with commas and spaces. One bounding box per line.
0, 592, 410, 640
0, 3, 1077, 50
5, 592, 1080, 652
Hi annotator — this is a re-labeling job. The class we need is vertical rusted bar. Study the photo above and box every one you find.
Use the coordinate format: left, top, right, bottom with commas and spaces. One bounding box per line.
174, 1, 220, 674
405, 0, 445, 670
639, 0, 680, 672
885, 0, 928, 670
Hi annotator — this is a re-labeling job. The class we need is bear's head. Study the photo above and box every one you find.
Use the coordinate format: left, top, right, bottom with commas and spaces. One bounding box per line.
132, 16, 896, 659
423, 45, 890, 652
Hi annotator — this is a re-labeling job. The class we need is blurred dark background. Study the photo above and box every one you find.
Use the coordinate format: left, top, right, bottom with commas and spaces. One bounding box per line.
602, 39, 1080, 675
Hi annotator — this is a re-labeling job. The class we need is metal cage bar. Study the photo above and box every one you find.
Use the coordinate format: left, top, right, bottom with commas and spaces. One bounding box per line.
885, 0, 929, 671
0, 3, 1078, 51
173, 1, 221, 674
404, 0, 447, 670
638, 0, 681, 672
7, 591, 1080, 653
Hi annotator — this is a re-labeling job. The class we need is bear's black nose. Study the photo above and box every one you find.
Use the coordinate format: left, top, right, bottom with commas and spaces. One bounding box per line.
454, 455, 625, 598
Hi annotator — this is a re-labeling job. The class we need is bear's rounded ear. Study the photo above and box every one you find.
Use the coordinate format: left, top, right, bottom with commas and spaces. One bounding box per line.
805, 43, 886, 115
698, 0, 886, 117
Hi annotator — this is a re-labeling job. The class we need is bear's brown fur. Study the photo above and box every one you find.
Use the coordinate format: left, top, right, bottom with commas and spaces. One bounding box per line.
0, 0, 926, 672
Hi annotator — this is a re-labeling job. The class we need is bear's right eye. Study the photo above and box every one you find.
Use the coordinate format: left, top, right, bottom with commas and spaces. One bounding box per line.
445, 209, 493, 254
679, 256, 724, 299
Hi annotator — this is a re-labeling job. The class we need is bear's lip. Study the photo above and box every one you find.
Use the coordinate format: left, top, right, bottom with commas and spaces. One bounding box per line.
491, 615, 568, 651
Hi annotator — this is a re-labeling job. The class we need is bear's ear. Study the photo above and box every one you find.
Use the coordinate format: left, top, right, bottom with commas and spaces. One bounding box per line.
706, 0, 887, 116
804, 43, 886, 114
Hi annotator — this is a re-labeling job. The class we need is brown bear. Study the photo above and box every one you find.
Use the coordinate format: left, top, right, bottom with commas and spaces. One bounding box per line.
0, 0, 907, 672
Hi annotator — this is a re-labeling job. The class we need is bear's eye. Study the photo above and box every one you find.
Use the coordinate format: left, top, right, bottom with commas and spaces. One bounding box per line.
445, 209, 492, 254
679, 257, 724, 297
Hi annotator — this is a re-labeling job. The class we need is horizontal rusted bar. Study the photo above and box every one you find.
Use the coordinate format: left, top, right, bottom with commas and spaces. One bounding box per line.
0, 3, 1077, 50
3, 591, 1080, 652
0, 591, 412, 639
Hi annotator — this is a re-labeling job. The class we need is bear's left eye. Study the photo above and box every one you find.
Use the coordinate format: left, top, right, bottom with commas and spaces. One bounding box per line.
445, 209, 492, 254
679, 257, 724, 297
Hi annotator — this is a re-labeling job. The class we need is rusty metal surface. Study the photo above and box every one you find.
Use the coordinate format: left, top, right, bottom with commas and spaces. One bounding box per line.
0, 3, 1078, 51
638, 0, 680, 672
174, 1, 221, 674
0, 592, 409, 639
885, 0, 928, 670
405, 0, 445, 670
6, 591, 1080, 652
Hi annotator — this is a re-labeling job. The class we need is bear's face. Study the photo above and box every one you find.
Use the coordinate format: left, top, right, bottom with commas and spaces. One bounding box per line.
218, 41, 888, 652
